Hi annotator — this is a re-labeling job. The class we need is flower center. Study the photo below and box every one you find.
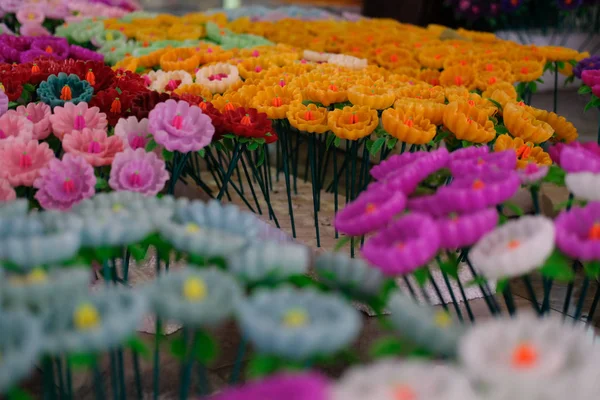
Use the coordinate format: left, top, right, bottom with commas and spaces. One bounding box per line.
74, 303, 100, 331
279, 79, 286, 87
106, 32, 114, 41
254, 66, 262, 73
171, 114, 183, 129
74, 113, 86, 130
393, 385, 416, 400
454, 75, 464, 85
472, 179, 485, 190
348, 112, 359, 124
516, 144, 532, 160
304, 110, 314, 121
328, 84, 338, 92
110, 98, 121, 113
241, 114, 253, 126
19, 152, 32, 168
488, 76, 497, 85
511, 342, 538, 368
588, 222, 600, 240
129, 171, 142, 186
365, 203, 377, 214
282, 308, 309, 327
165, 79, 182, 91
508, 239, 520, 249
433, 311, 452, 328
486, 63, 494, 71
208, 73, 228, 81
60, 85, 72, 101
87, 140, 102, 154
183, 277, 207, 302
45, 46, 53, 54
28, 13, 36, 20
390, 54, 399, 63
31, 63, 40, 74
477, 157, 485, 165
131, 135, 146, 150
521, 66, 529, 74
404, 118, 414, 127
396, 241, 405, 250
63, 177, 75, 193
112, 203, 123, 212
271, 96, 283, 107
26, 268, 47, 284
251, 50, 260, 57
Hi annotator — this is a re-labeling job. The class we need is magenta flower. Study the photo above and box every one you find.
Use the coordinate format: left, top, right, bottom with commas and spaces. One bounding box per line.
16, 7, 45, 25
409, 170, 520, 217
114, 116, 151, 150
518, 163, 549, 185
108, 148, 168, 196
548, 142, 600, 166
0, 178, 16, 202
371, 151, 429, 181
436, 208, 499, 249
49, 102, 108, 140
449, 145, 489, 163
69, 45, 104, 63
211, 373, 330, 400
15, 103, 52, 141
31, 37, 69, 61
555, 202, 600, 261
582, 69, 600, 87
0, 139, 55, 187
34, 153, 96, 211
560, 146, 600, 173
62, 128, 124, 167
361, 213, 440, 276
147, 99, 215, 153
0, 111, 34, 143
0, 90, 7, 117
449, 149, 516, 176
334, 184, 406, 236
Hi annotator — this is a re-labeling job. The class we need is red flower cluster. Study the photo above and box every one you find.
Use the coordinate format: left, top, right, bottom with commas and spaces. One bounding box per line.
224, 107, 277, 144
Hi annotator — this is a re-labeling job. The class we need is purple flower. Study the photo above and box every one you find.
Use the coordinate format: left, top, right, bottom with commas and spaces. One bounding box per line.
449, 145, 489, 163
582, 69, 600, 87
449, 149, 517, 176
557, 0, 583, 9
0, 89, 7, 117
34, 153, 96, 211
518, 163, 549, 185
334, 184, 406, 236
20, 48, 53, 63
409, 170, 520, 217
361, 213, 440, 276
108, 148, 168, 196
560, 146, 600, 173
436, 208, 499, 249
69, 45, 104, 63
31, 37, 69, 61
555, 202, 600, 261
0, 35, 32, 51
212, 372, 330, 400
148, 99, 215, 153
371, 148, 449, 196
573, 56, 600, 79
547, 141, 600, 166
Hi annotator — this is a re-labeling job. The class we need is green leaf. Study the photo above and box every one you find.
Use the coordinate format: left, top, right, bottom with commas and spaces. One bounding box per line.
145, 139, 157, 152
496, 278, 508, 293
256, 147, 265, 167
569, 59, 578, 66
222, 133, 236, 139
23, 83, 35, 92
115, 87, 122, 95
553, 199, 574, 211
439, 255, 459, 280
495, 124, 509, 135
543, 165, 566, 186
144, 233, 172, 261
334, 236, 351, 251
95, 246, 121, 262
288, 274, 316, 288
578, 85, 592, 95
461, 140, 472, 148
239, 137, 251, 144
68, 353, 97, 369
127, 244, 147, 262
369, 337, 405, 359
247, 141, 259, 151
326, 133, 336, 150
188, 253, 207, 267
193, 331, 218, 364
486, 98, 503, 110
334, 137, 341, 148
465, 276, 488, 287
556, 61, 565, 70
386, 137, 398, 150
170, 337, 186, 360
564, 75, 575, 87
247, 355, 282, 379
528, 81, 538, 93
197, 149, 205, 158
585, 261, 600, 279
539, 250, 574, 282
95, 177, 107, 190
365, 139, 374, 153
504, 201, 524, 216
413, 267, 430, 287
543, 61, 554, 72
125, 336, 150, 358
162, 149, 174, 161
585, 100, 597, 112
7, 388, 33, 400
8, 101, 18, 109
370, 137, 386, 156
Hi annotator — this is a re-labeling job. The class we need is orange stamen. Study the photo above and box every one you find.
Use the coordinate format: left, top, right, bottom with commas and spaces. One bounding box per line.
508, 239, 520, 249
45, 46, 53, 53
454, 75, 464, 85
304, 110, 314, 121
328, 84, 338, 92
468, 99, 475, 106
348, 113, 359, 124
240, 114, 252, 126
31, 64, 40, 74
390, 54, 399, 63
396, 242, 405, 250
271, 96, 283, 107
198, 102, 207, 111
224, 102, 236, 112
485, 63, 494, 71
60, 85, 72, 101
365, 203, 377, 214
488, 76, 497, 85
512, 343, 538, 368
404, 118, 414, 127
393, 385, 416, 400
110, 97, 121, 113
85, 69, 95, 86
520, 66, 529, 74
472, 179, 485, 190
588, 222, 600, 240
516, 144, 532, 160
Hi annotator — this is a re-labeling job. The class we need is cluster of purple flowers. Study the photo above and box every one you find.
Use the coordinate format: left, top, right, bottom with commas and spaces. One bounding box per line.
0, 34, 103, 64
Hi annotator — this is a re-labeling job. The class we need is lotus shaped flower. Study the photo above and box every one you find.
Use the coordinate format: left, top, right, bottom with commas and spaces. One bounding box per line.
108, 148, 168, 196
148, 99, 215, 153
236, 286, 361, 361
15, 103, 52, 141
437, 208, 499, 250
286, 103, 329, 134
62, 128, 123, 167
315, 252, 385, 299
146, 267, 242, 326
37, 72, 94, 108
41, 287, 146, 354
449, 149, 517, 176
0, 140, 54, 187
212, 373, 330, 400
114, 116, 151, 150
0, 199, 28, 218
16, 7, 45, 25
518, 163, 549, 185
145, 70, 194, 93
31, 37, 69, 61
49, 102, 108, 140
195, 63, 241, 94
0, 111, 34, 143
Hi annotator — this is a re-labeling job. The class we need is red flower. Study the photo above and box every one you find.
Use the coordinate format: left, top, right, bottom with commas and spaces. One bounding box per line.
22, 57, 62, 85
63, 60, 115, 92
129, 90, 174, 120
224, 107, 277, 144
110, 69, 148, 94
0, 67, 32, 101
89, 89, 134, 126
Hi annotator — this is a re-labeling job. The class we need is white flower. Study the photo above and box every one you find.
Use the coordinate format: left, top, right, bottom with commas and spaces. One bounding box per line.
328, 54, 368, 70
459, 313, 600, 391
114, 116, 151, 151
303, 50, 334, 63
565, 172, 600, 201
332, 360, 479, 400
195, 63, 241, 94
469, 215, 555, 279
144, 70, 193, 93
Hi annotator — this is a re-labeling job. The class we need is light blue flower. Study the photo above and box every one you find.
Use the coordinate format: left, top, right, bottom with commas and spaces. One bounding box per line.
98, 41, 137, 65
220, 34, 273, 50
227, 242, 309, 283
0, 311, 42, 394
41, 287, 146, 355
92, 29, 127, 47
0, 199, 28, 218
236, 286, 361, 361
315, 253, 385, 299
0, 211, 82, 270
37, 73, 94, 108
57, 20, 104, 43
1, 267, 91, 310
386, 292, 465, 357
145, 266, 241, 327
120, 11, 158, 22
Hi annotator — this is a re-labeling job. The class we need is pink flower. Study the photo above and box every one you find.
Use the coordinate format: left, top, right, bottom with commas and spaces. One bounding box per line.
15, 103, 52, 141
34, 153, 96, 210
19, 23, 51, 37
114, 116, 151, 150
0, 140, 55, 186
582, 69, 600, 88
0, 111, 34, 144
62, 128, 124, 166
16, 7, 45, 25
0, 178, 16, 202
49, 102, 108, 140
109, 148, 168, 196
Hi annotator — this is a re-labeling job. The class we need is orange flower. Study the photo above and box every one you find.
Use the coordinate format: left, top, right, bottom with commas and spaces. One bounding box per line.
159, 48, 200, 73
418, 69, 441, 86
382, 108, 436, 144
173, 84, 214, 101
394, 100, 445, 126
327, 105, 379, 141
304, 80, 349, 106
530, 109, 578, 143
250, 86, 302, 120
443, 101, 496, 143
417, 45, 453, 69
503, 102, 554, 144
396, 85, 445, 103
211, 94, 244, 112
444, 86, 470, 102
539, 46, 579, 62
376, 47, 419, 70
137, 48, 170, 69
510, 60, 544, 82
439, 65, 476, 90
198, 45, 234, 65
458, 95, 498, 117
473, 59, 512, 75
494, 134, 551, 169
482, 82, 517, 102
113, 56, 138, 73
237, 57, 274, 80
348, 85, 396, 110
287, 103, 329, 134
443, 55, 475, 69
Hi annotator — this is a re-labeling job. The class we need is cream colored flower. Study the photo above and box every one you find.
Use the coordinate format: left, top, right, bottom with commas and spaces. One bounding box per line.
328, 54, 368, 70
303, 50, 335, 63
565, 173, 600, 202
145, 70, 193, 93
195, 63, 241, 94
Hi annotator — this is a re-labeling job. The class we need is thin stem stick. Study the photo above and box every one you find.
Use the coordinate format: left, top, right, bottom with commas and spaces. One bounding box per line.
216, 143, 241, 200
93, 362, 106, 400
229, 337, 247, 384
523, 276, 542, 315
402, 276, 418, 301
117, 349, 127, 400
586, 282, 600, 324
109, 351, 119, 400
502, 282, 517, 316
573, 277, 590, 322
439, 269, 464, 323
276, 121, 296, 237
239, 151, 263, 215
244, 148, 280, 228
427, 272, 450, 313
553, 62, 559, 113
132, 351, 143, 400
309, 133, 321, 247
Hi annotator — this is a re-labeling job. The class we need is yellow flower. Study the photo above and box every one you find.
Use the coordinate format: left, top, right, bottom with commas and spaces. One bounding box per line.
167, 24, 205, 41
418, 69, 441, 86
173, 84, 214, 101
304, 80, 349, 106
417, 45, 454, 69
530, 109, 578, 143
382, 108, 436, 144
211, 94, 244, 112
559, 51, 589, 77
183, 277, 207, 302
113, 56, 138, 73
137, 48, 170, 69
443, 55, 475, 69
396, 85, 445, 103
539, 46, 580, 62
251, 86, 302, 120
503, 102, 554, 144
376, 47, 419, 70
394, 100, 445, 126
74, 303, 100, 331
444, 86, 470, 102
348, 85, 396, 110
482, 82, 517, 102
198, 45, 234, 65
159, 48, 200, 73
510, 60, 544, 82
443, 101, 496, 144
237, 57, 274, 80
439, 65, 477, 90
494, 134, 552, 169
287, 103, 329, 134
327, 105, 379, 141
27, 268, 48, 284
